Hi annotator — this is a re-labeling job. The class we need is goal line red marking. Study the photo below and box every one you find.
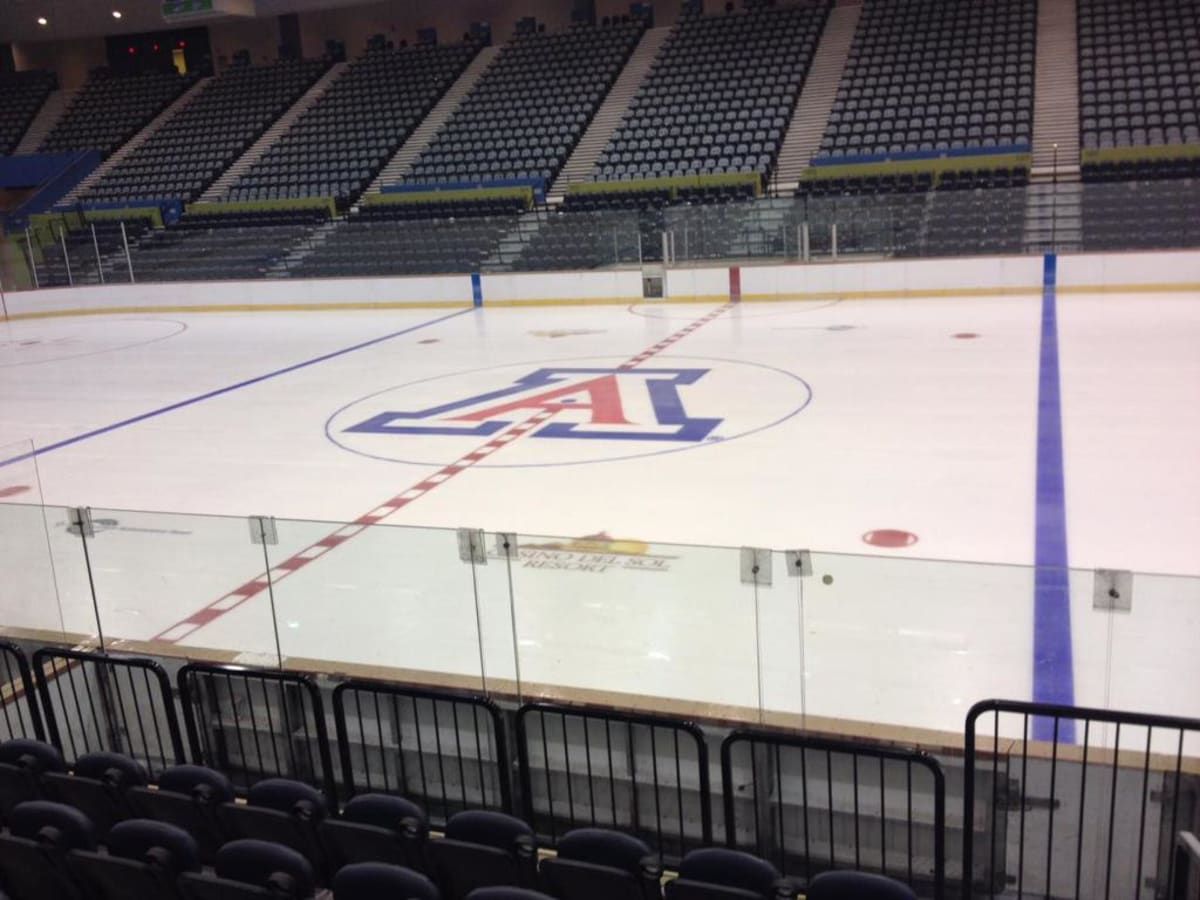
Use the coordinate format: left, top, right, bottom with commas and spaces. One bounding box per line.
152, 302, 735, 645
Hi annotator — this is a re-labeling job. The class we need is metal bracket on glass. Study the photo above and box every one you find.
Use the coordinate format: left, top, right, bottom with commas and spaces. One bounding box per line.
785, 550, 813, 578
248, 516, 278, 545
494, 532, 518, 560
1093, 569, 1132, 612
70, 507, 95, 538
457, 528, 487, 564
740, 547, 772, 586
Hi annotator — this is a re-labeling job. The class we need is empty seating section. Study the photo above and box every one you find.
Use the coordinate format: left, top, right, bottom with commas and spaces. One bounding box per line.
39, 70, 197, 156
1078, 0, 1200, 151
36, 219, 151, 286
1082, 177, 1200, 249
293, 204, 519, 277
82, 59, 328, 204
595, 3, 829, 181
123, 209, 326, 281
228, 42, 480, 206
818, 0, 1036, 159
0, 71, 56, 155
407, 20, 645, 185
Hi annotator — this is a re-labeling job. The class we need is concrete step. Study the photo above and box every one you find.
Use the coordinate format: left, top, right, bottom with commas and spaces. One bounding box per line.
1030, 0, 1081, 170
773, 2, 862, 184
201, 62, 348, 202
365, 45, 498, 195
548, 25, 672, 199
15, 86, 79, 154
61, 76, 212, 206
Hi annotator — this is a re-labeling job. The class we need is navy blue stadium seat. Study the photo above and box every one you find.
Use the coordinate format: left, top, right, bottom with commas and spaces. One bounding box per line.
466, 890, 557, 900
539, 827, 663, 900
805, 871, 917, 900
180, 839, 316, 900
44, 750, 147, 837
220, 777, 329, 876
664, 848, 795, 900
321, 792, 429, 871
427, 810, 538, 900
333, 862, 440, 900
0, 800, 95, 900
0, 739, 65, 819
129, 764, 234, 862
71, 819, 200, 900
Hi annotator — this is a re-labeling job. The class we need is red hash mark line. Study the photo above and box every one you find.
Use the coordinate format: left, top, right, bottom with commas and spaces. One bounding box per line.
152, 302, 735, 645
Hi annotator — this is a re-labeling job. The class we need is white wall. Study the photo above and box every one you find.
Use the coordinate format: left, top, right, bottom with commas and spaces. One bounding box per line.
8, 251, 1200, 321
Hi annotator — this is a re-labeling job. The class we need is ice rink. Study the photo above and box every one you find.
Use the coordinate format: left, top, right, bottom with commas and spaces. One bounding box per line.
1, 286, 1198, 735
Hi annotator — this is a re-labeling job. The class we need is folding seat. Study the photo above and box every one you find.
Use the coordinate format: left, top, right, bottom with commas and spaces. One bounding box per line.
0, 739, 64, 819
427, 811, 538, 900
71, 819, 200, 900
44, 751, 146, 838
664, 849, 795, 900
127, 764, 233, 863
220, 778, 329, 875
805, 871, 916, 900
540, 828, 663, 900
334, 862, 441, 900
181, 839, 315, 900
0, 801, 95, 900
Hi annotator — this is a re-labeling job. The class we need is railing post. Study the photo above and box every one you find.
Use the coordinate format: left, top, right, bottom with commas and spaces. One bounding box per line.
91, 222, 105, 284
58, 225, 73, 286
121, 221, 135, 283
661, 231, 670, 265
24, 227, 40, 289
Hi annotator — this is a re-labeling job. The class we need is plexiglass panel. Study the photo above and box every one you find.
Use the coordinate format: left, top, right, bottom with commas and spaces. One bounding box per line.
83, 507, 281, 663
265, 518, 489, 689
508, 533, 761, 714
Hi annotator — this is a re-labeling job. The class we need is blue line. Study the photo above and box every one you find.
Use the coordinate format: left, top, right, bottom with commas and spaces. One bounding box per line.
0, 308, 473, 470
1033, 253, 1075, 740
471, 273, 483, 308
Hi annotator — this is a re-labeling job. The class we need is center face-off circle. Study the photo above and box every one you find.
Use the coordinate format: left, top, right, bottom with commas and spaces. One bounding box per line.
326, 355, 812, 468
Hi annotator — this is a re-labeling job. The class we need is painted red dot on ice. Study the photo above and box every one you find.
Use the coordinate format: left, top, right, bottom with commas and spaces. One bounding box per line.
0, 485, 31, 499
953, 332, 980, 339
862, 529, 919, 548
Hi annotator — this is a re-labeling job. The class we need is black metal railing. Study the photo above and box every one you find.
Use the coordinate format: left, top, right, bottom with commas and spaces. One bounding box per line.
178, 663, 337, 800
0, 641, 44, 742
964, 699, 1200, 900
332, 679, 511, 825
32, 648, 184, 778
516, 702, 712, 865
721, 728, 945, 899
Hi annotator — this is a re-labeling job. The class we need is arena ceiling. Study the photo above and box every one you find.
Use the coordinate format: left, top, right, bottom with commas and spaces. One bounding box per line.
1, 0, 366, 45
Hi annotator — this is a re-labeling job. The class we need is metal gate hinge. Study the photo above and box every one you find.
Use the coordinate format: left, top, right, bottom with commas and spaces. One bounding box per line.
785, 550, 813, 577
248, 516, 278, 545
70, 507, 94, 538
494, 532, 518, 559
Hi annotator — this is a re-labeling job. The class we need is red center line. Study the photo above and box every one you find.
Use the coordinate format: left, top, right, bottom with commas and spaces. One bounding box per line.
152, 302, 736, 645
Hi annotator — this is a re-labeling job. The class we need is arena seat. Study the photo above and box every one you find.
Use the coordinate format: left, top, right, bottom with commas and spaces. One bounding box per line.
0, 801, 95, 900
228, 40, 480, 207
1078, 0, 1200, 151
333, 862, 441, 900
128, 764, 235, 863
320, 792, 430, 871
70, 819, 200, 900
663, 848, 795, 900
0, 71, 57, 156
406, 19, 646, 186
180, 839, 316, 900
219, 777, 329, 878
1081, 177, 1200, 249
44, 750, 147, 838
539, 827, 663, 900
816, 0, 1036, 159
425, 810, 539, 900
81, 58, 329, 204
0, 738, 65, 819
804, 870, 917, 900
40, 69, 198, 157
595, 2, 829, 182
